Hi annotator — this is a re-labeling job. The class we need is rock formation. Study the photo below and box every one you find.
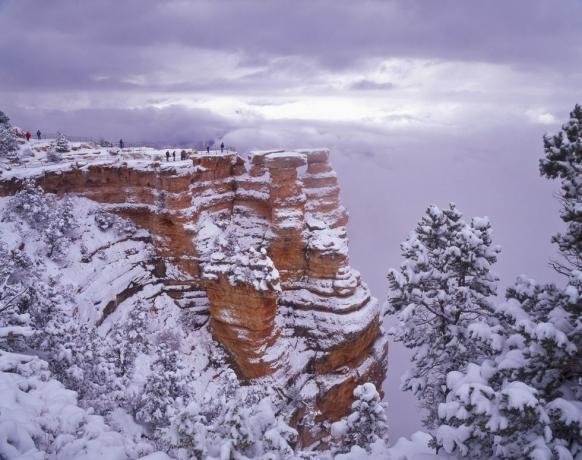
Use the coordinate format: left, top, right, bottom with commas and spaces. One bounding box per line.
0, 148, 388, 445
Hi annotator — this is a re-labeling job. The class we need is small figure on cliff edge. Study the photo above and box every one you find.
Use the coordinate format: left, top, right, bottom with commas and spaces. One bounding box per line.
25, 131, 31, 142
165, 150, 170, 161
36, 130, 41, 140
119, 139, 124, 149
172, 151, 176, 161
180, 150, 186, 160
220, 141, 224, 153
206, 145, 210, 154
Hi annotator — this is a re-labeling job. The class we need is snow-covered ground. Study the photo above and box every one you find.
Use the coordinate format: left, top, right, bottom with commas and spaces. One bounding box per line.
0, 137, 228, 181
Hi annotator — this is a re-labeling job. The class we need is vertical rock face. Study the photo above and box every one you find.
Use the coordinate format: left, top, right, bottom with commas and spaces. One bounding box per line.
0, 148, 388, 445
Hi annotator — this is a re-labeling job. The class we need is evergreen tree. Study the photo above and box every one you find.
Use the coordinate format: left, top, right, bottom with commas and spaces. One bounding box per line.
0, 241, 35, 348
135, 342, 186, 427
55, 131, 69, 153
436, 105, 582, 459
331, 383, 389, 453
386, 203, 500, 429
0, 109, 10, 126
7, 182, 78, 260
540, 104, 582, 274
0, 122, 18, 159
48, 321, 124, 414
437, 275, 581, 459
170, 385, 297, 459
108, 300, 151, 375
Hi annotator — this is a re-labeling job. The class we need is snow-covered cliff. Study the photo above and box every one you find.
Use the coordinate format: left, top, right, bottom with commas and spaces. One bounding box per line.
0, 141, 388, 447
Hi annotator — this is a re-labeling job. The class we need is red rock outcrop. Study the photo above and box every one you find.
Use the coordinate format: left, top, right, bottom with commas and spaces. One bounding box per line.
0, 148, 388, 447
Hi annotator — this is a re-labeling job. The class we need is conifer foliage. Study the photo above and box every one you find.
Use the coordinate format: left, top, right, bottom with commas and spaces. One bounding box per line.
386, 203, 500, 429
0, 109, 10, 126
135, 342, 187, 427
55, 131, 69, 153
331, 383, 389, 453
7, 181, 78, 260
0, 109, 18, 159
433, 105, 582, 459
169, 369, 298, 459
540, 104, 582, 274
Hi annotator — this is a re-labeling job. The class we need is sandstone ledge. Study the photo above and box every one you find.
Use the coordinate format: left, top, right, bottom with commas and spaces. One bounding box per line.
0, 147, 387, 447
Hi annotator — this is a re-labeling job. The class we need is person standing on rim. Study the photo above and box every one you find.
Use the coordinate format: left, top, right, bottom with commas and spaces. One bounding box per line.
166, 150, 170, 162
119, 139, 124, 149
220, 141, 224, 153
36, 129, 41, 140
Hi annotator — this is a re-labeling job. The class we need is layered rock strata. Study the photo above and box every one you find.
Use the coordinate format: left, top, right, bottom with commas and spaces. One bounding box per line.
0, 148, 388, 446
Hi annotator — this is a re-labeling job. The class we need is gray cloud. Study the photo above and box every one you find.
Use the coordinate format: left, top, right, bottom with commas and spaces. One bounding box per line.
5, 105, 233, 146
1, 0, 582, 93
350, 79, 395, 91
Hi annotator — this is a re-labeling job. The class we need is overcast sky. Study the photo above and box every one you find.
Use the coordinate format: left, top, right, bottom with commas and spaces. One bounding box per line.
2, 0, 582, 440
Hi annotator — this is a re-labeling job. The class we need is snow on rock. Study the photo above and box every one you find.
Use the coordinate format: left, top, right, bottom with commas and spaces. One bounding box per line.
0, 144, 387, 447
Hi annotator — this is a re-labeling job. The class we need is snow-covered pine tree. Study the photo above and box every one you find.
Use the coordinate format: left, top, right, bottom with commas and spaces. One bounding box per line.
331, 383, 388, 453
437, 275, 582, 459
386, 203, 500, 429
0, 241, 35, 348
170, 388, 298, 459
7, 182, 78, 260
540, 104, 582, 274
55, 131, 69, 152
108, 300, 151, 375
44, 317, 125, 415
0, 109, 10, 126
135, 342, 186, 427
0, 122, 18, 159
436, 105, 582, 459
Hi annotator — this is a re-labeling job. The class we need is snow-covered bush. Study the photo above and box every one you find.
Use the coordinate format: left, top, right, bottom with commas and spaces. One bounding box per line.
0, 350, 157, 459
0, 109, 9, 126
47, 146, 62, 162
0, 122, 18, 159
331, 383, 389, 453
0, 239, 66, 353
386, 203, 500, 429
47, 320, 125, 414
108, 300, 152, 374
169, 375, 297, 459
0, 242, 35, 347
92, 207, 137, 235
7, 181, 78, 259
55, 131, 69, 152
98, 137, 113, 147
94, 207, 118, 230
134, 342, 188, 427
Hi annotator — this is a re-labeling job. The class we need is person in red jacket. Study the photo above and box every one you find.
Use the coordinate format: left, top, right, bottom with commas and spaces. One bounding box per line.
25, 131, 31, 141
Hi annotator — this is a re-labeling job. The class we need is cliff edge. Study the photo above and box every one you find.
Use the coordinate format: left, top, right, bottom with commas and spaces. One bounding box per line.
0, 145, 388, 445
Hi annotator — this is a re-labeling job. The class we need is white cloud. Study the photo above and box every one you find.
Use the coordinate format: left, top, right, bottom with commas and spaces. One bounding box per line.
526, 109, 558, 125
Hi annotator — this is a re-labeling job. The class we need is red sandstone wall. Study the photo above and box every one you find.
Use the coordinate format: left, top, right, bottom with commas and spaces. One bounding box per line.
0, 150, 388, 447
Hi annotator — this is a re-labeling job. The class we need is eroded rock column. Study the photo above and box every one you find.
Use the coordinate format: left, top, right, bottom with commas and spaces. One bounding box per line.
204, 251, 283, 378
264, 152, 308, 283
